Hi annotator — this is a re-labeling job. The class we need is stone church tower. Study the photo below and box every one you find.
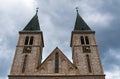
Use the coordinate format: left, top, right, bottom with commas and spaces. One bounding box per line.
8, 9, 105, 79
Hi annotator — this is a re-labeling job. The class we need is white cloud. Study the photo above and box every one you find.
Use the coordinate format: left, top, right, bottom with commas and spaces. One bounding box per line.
0, 35, 13, 58
0, 77, 8, 79
0, 0, 38, 35
0, 0, 37, 9
105, 66, 120, 79
85, 12, 114, 28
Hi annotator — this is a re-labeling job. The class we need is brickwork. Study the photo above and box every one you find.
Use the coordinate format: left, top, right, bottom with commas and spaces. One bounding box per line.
9, 31, 105, 79
71, 32, 104, 75
10, 32, 44, 75
37, 48, 78, 75
9, 12, 105, 79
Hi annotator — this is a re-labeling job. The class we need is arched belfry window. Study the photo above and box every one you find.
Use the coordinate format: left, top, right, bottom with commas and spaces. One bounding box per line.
30, 36, 34, 45
22, 55, 27, 73
23, 36, 34, 53
81, 36, 84, 44
24, 36, 34, 45
25, 36, 29, 45
55, 53, 59, 73
86, 55, 92, 73
85, 36, 89, 44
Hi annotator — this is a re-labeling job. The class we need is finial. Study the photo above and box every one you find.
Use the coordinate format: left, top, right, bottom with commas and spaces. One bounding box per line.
76, 7, 79, 13
36, 7, 39, 14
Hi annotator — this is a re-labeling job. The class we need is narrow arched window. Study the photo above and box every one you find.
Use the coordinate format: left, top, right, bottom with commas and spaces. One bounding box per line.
22, 55, 27, 73
81, 36, 84, 44
24, 36, 29, 45
85, 36, 89, 44
55, 53, 59, 73
30, 36, 34, 45
86, 55, 92, 73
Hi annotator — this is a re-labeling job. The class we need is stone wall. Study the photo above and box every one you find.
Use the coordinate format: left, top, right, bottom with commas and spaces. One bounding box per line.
10, 33, 43, 75
9, 75, 105, 79
71, 33, 104, 75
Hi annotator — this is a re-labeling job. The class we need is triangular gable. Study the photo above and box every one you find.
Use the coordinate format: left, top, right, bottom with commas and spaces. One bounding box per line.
37, 47, 79, 75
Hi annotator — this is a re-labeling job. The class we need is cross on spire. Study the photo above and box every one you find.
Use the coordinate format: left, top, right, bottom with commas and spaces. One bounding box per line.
76, 7, 79, 13
36, 7, 39, 14
22, 8, 40, 31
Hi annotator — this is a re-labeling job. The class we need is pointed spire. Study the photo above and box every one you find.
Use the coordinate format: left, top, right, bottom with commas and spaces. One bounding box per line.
74, 7, 91, 31
22, 8, 40, 32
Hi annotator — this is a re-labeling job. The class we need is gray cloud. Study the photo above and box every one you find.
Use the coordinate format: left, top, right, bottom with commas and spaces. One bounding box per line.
0, 0, 120, 79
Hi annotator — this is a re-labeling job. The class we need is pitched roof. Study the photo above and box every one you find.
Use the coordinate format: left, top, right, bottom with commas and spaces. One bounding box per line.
22, 13, 40, 31
74, 11, 91, 31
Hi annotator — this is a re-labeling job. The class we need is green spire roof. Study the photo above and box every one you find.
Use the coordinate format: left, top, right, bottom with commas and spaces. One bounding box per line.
74, 10, 91, 31
22, 13, 40, 31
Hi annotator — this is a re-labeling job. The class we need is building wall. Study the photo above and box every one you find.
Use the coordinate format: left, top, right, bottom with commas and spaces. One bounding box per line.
71, 33, 104, 75
9, 75, 105, 79
10, 33, 43, 75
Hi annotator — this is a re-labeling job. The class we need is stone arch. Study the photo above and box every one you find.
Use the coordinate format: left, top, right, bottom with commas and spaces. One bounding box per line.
61, 59, 67, 74
40, 67, 45, 74
47, 59, 53, 73
68, 67, 74, 74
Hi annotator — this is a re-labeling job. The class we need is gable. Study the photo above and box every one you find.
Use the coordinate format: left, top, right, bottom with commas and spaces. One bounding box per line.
37, 47, 79, 75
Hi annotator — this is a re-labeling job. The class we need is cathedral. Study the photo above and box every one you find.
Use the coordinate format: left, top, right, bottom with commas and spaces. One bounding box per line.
8, 9, 105, 79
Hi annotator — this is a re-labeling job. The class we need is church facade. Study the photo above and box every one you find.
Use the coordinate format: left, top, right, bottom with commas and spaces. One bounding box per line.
8, 10, 105, 79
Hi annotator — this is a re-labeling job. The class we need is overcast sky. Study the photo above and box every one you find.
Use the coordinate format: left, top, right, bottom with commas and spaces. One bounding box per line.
0, 0, 120, 79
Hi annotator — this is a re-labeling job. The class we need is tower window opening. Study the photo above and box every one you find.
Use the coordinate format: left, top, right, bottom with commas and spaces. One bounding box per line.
55, 53, 59, 73
86, 55, 92, 73
30, 36, 34, 45
85, 36, 89, 44
81, 36, 85, 44
25, 36, 29, 45
24, 36, 34, 45
22, 55, 27, 73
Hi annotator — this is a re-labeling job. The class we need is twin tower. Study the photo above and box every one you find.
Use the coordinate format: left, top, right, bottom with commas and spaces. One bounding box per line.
8, 10, 105, 79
